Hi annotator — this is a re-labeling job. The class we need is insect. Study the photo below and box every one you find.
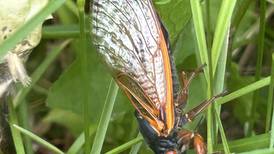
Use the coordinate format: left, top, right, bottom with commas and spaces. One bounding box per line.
91, 0, 224, 153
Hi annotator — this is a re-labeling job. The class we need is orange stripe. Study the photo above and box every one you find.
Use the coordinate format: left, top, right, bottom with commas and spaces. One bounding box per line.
159, 30, 174, 134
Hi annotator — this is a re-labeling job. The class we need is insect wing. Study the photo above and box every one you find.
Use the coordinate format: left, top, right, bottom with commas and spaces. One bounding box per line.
92, 0, 174, 134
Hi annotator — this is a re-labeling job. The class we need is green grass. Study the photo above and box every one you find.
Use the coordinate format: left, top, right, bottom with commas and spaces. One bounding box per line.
90, 80, 119, 154
0, 0, 273, 154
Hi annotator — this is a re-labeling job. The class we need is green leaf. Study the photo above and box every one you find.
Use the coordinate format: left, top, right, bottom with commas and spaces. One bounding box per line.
156, 0, 192, 44
43, 109, 84, 136
46, 41, 110, 122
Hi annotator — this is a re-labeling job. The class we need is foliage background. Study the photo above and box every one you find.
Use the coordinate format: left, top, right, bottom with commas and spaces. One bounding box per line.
0, 0, 274, 154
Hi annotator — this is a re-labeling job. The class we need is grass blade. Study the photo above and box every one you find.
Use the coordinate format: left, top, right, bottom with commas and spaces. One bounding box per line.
190, 0, 214, 151
17, 100, 34, 154
214, 133, 269, 152
205, 0, 212, 50
76, 0, 91, 153
12, 124, 64, 154
213, 107, 230, 153
213, 33, 229, 150
190, 0, 210, 81
265, 54, 274, 134
269, 54, 274, 147
67, 133, 84, 154
90, 80, 119, 154
0, 0, 66, 58
239, 148, 274, 154
65, 0, 79, 17
129, 133, 143, 154
211, 0, 236, 75
8, 99, 25, 154
105, 136, 143, 154
42, 25, 80, 39
218, 77, 270, 105
248, 0, 267, 135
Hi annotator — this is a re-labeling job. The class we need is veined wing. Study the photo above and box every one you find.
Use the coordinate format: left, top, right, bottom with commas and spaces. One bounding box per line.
92, 0, 174, 135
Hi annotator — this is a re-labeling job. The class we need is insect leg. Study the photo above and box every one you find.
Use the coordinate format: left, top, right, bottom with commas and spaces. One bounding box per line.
177, 129, 193, 153
177, 130, 206, 154
181, 92, 227, 123
193, 133, 206, 154
176, 64, 206, 110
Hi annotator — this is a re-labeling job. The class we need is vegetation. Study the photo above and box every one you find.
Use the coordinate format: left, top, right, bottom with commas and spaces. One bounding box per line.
0, 0, 273, 154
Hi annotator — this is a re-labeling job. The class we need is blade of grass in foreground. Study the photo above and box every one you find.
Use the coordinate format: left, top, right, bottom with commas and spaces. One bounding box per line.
214, 133, 269, 152
65, 0, 79, 17
8, 98, 25, 154
12, 124, 64, 154
213, 107, 230, 153
212, 21, 231, 153
211, 0, 236, 75
248, 0, 266, 136
90, 80, 119, 154
17, 100, 34, 154
190, 0, 213, 152
67, 125, 97, 154
77, 0, 90, 153
239, 148, 274, 154
129, 133, 143, 154
105, 136, 143, 154
42, 25, 80, 39
0, 0, 66, 58
190, 0, 210, 81
218, 77, 270, 105
265, 54, 274, 134
67, 132, 84, 154
269, 54, 274, 148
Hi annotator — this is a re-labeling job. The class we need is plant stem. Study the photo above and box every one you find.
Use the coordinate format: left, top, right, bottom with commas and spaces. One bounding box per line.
76, 0, 90, 153
214, 106, 230, 153
105, 136, 143, 154
13, 124, 64, 154
42, 25, 81, 39
129, 133, 143, 154
205, 0, 212, 50
190, 0, 213, 151
218, 77, 270, 105
17, 100, 34, 154
269, 54, 274, 147
8, 97, 25, 154
90, 80, 119, 154
248, 0, 266, 136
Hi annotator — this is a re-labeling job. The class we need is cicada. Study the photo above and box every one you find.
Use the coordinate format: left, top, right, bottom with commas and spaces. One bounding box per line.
91, 0, 224, 153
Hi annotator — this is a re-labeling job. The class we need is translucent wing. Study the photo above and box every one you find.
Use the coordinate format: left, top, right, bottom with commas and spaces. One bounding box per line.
92, 0, 174, 135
